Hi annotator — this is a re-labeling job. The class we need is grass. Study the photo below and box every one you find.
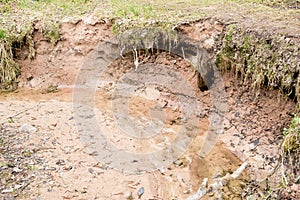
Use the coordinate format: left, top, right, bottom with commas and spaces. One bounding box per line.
216, 23, 300, 101
0, 0, 95, 90
275, 115, 300, 197
0, 0, 299, 90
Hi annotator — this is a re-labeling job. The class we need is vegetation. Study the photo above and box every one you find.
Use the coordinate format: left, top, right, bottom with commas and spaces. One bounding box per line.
216, 25, 299, 101
0, 0, 299, 199
0, 0, 298, 90
0, 0, 95, 91
282, 115, 300, 152
250, 0, 299, 8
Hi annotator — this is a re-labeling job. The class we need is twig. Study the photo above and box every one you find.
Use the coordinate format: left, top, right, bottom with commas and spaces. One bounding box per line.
133, 47, 139, 71
0, 103, 40, 125
281, 156, 288, 186
187, 162, 248, 200
9, 103, 40, 119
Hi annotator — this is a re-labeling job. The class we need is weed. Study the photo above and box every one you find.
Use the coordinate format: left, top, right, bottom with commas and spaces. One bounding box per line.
0, 41, 20, 90
0, 29, 6, 41
7, 117, 14, 123
23, 149, 33, 157
0, 137, 7, 145
216, 24, 299, 100
25, 164, 37, 170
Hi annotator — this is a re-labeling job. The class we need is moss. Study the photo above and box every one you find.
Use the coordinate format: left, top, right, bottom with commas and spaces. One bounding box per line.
282, 133, 300, 152
282, 116, 300, 152
23, 149, 33, 157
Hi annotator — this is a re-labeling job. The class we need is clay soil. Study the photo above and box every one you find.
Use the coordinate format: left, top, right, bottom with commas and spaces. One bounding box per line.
0, 19, 299, 200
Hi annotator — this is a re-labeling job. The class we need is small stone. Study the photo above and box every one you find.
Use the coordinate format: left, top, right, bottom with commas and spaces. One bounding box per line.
173, 159, 184, 167
2, 187, 13, 193
137, 187, 144, 198
13, 167, 22, 173
14, 184, 23, 190
19, 124, 37, 133
88, 168, 94, 174
158, 167, 165, 175
253, 138, 259, 146
56, 159, 65, 165
183, 189, 190, 194
5, 196, 14, 200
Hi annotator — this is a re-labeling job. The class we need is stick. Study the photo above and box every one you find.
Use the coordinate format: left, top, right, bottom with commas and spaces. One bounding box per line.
187, 162, 248, 200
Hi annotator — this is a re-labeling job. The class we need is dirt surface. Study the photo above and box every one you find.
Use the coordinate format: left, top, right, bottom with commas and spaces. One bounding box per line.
16, 20, 112, 89
1, 13, 299, 200
1, 54, 249, 200
1, 51, 296, 200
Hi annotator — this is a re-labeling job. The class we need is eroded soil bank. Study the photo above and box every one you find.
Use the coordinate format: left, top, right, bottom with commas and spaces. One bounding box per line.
0, 19, 299, 199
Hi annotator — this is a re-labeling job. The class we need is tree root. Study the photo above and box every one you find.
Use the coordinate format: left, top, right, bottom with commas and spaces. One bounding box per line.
187, 162, 248, 200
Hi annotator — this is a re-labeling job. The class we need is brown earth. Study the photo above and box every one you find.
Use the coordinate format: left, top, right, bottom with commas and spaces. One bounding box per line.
17, 20, 112, 89
0, 17, 298, 200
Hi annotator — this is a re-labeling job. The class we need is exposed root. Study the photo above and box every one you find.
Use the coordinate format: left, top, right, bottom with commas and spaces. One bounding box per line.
187, 162, 248, 200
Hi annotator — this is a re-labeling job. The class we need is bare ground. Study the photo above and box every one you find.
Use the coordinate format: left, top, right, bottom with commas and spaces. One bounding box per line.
1, 3, 300, 200
0, 51, 296, 200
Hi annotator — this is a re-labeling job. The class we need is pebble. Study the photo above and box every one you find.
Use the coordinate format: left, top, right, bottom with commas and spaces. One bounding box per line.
1, 187, 13, 193
13, 167, 22, 173
14, 184, 23, 190
19, 124, 37, 133
158, 167, 165, 174
88, 168, 94, 174
137, 187, 144, 198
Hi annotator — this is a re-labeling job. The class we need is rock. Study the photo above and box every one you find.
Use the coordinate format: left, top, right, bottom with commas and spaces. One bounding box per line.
158, 167, 165, 175
83, 15, 97, 25
88, 168, 94, 174
19, 124, 37, 133
1, 187, 13, 193
137, 187, 144, 198
5, 196, 14, 200
203, 38, 215, 49
13, 167, 22, 173
14, 184, 23, 190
